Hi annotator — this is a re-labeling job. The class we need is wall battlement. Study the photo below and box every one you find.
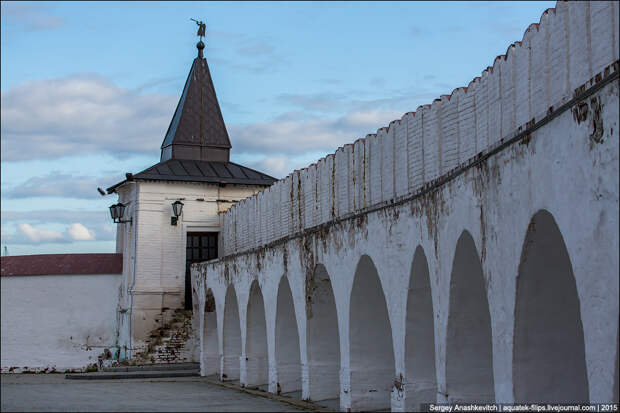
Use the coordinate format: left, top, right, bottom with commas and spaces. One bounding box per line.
219, 0, 619, 257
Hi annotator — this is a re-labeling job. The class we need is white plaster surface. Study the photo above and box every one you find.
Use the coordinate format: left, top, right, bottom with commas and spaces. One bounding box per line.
1, 274, 121, 372
192, 1, 619, 410
112, 180, 266, 358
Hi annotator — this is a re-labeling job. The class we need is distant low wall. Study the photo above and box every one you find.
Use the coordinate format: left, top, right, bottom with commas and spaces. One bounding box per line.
0, 253, 122, 373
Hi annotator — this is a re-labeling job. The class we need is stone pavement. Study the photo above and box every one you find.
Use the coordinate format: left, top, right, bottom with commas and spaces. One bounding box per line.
1, 374, 309, 412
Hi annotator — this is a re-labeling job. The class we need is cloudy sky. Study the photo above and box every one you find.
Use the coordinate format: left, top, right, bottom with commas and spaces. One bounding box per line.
1, 1, 555, 256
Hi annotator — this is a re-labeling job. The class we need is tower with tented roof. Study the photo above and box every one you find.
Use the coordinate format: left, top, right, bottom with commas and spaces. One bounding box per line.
107, 34, 276, 362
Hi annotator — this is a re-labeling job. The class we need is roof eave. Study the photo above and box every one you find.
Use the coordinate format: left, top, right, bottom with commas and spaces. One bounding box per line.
107, 176, 275, 194
106, 179, 131, 194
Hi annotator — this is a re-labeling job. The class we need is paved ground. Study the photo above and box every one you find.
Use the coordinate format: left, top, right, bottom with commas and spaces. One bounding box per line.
1, 374, 308, 412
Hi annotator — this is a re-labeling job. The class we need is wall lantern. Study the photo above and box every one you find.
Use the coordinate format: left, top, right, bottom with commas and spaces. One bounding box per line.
109, 203, 132, 224
171, 200, 184, 226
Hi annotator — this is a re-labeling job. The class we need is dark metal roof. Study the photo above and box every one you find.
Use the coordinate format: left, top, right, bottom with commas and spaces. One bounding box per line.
106, 43, 277, 194
106, 159, 276, 193
160, 53, 231, 161
1, 254, 123, 276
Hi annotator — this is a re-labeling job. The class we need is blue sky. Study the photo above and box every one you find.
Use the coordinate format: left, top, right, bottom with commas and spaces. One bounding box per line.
1, 1, 555, 256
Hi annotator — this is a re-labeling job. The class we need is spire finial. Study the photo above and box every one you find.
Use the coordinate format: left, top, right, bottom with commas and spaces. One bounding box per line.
190, 18, 207, 58
196, 40, 205, 58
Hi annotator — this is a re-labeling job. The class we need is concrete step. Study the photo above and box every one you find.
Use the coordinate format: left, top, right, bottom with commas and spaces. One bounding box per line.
130, 307, 194, 366
102, 362, 199, 372
66, 369, 199, 380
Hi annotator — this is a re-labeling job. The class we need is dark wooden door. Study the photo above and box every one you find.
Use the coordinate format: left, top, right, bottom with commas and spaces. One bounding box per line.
185, 232, 218, 310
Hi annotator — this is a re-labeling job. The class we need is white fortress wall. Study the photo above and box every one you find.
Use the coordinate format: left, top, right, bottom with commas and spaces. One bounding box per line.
200, 74, 618, 406
193, 1, 619, 410
220, 2, 618, 257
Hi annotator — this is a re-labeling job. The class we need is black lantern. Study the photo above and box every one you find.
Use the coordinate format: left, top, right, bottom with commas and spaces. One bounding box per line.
171, 200, 184, 226
109, 203, 131, 224
109, 203, 119, 221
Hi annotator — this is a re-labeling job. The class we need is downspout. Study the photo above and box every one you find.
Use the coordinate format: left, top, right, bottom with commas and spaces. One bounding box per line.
129, 184, 138, 359
125, 182, 138, 360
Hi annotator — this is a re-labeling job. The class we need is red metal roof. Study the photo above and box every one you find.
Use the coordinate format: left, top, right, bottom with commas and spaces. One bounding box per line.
0, 253, 123, 277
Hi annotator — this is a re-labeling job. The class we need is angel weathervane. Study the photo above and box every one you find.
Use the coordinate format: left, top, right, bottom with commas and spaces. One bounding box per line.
191, 18, 206, 39
191, 19, 206, 57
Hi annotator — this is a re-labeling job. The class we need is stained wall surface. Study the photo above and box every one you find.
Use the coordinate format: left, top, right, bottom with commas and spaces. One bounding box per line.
1, 273, 121, 372
113, 180, 267, 359
192, 1, 619, 410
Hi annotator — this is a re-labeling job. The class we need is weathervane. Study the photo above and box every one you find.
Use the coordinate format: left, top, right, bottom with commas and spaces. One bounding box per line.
190, 18, 206, 40
191, 18, 206, 58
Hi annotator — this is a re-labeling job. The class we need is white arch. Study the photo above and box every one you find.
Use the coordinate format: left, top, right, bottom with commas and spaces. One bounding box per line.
245, 280, 268, 388
405, 246, 437, 410
513, 209, 589, 403
307, 263, 340, 403
202, 288, 219, 376
275, 276, 302, 395
446, 231, 495, 403
349, 254, 395, 411
222, 285, 241, 381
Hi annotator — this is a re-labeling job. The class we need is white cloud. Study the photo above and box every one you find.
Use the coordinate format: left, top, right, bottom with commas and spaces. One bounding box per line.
1, 69, 434, 168
67, 223, 96, 241
4, 172, 123, 199
1, 2, 65, 32
245, 156, 311, 179
230, 109, 402, 156
17, 223, 65, 243
1, 74, 176, 161
1, 70, 406, 166
250, 156, 289, 177
1, 210, 107, 225
208, 31, 289, 74
233, 108, 407, 178
1, 213, 113, 245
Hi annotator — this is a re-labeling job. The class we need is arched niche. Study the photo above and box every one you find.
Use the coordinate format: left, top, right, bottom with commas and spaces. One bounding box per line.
222, 285, 241, 381
307, 264, 340, 403
349, 254, 395, 411
446, 231, 495, 403
275, 276, 301, 395
405, 246, 437, 410
202, 288, 219, 376
513, 210, 589, 403
245, 280, 268, 388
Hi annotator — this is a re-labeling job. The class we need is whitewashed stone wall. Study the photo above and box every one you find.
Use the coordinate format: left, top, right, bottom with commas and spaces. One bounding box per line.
195, 74, 619, 409
193, 1, 619, 410
1, 273, 121, 372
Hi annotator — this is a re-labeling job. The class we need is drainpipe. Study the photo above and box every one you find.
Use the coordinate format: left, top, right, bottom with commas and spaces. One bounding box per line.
126, 183, 138, 360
